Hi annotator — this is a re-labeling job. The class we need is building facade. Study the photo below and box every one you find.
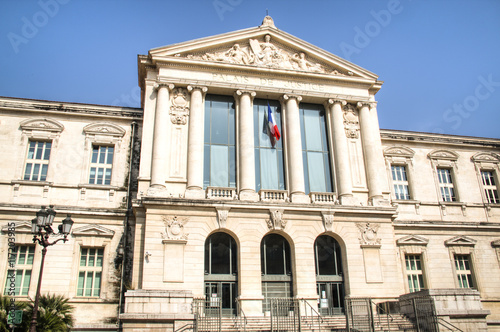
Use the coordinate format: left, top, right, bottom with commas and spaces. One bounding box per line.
1, 16, 500, 331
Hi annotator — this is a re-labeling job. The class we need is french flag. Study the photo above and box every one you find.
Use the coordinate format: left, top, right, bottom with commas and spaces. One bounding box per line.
267, 102, 281, 141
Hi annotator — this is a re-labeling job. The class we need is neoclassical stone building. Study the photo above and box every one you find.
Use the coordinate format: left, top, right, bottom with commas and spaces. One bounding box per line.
1, 16, 500, 331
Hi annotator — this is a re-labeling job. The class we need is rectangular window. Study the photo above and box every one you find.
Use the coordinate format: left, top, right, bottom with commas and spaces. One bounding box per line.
89, 145, 114, 185
77, 248, 104, 297
405, 254, 424, 292
454, 254, 474, 288
254, 99, 285, 191
392, 165, 411, 200
437, 168, 456, 202
299, 103, 332, 193
204, 95, 236, 189
481, 170, 499, 203
24, 141, 51, 181
4, 245, 35, 296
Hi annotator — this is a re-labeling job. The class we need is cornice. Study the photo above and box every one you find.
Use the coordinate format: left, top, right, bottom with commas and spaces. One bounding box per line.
393, 220, 500, 231
381, 129, 500, 148
134, 196, 397, 218
0, 97, 143, 120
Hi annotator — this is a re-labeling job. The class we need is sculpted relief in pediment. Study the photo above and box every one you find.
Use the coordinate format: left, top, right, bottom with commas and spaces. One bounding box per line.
184, 34, 349, 76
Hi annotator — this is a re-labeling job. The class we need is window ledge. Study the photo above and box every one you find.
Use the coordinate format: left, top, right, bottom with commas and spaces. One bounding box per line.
392, 199, 421, 204
78, 183, 123, 190
11, 180, 52, 186
439, 201, 465, 206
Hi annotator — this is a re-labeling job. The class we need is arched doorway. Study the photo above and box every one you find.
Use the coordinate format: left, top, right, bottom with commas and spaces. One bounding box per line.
261, 233, 293, 313
204, 232, 238, 316
314, 235, 345, 315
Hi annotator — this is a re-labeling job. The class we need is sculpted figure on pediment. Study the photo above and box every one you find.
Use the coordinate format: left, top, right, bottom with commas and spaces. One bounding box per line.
186, 34, 340, 74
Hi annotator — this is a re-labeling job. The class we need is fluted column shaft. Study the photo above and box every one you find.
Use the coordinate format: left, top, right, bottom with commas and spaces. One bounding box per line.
186, 86, 207, 190
150, 83, 173, 188
283, 94, 305, 196
358, 102, 384, 200
236, 90, 256, 194
328, 99, 354, 200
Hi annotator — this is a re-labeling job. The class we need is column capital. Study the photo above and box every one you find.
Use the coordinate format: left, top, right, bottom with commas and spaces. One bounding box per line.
154, 82, 175, 91
187, 85, 208, 94
235, 90, 256, 98
357, 101, 377, 109
326, 99, 347, 107
282, 94, 302, 102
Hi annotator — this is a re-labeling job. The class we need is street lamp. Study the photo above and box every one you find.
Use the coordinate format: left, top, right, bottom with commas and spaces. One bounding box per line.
29, 205, 73, 332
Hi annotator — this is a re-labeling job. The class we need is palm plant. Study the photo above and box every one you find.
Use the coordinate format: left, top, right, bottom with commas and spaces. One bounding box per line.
26, 294, 74, 332
0, 294, 27, 332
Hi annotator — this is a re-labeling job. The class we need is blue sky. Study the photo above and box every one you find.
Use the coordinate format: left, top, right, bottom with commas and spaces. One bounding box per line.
1, 0, 500, 138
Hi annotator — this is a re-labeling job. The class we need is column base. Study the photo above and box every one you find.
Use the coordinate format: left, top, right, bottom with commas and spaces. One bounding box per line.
339, 194, 358, 206
184, 188, 205, 199
290, 193, 311, 204
369, 196, 391, 207
239, 191, 259, 201
146, 186, 169, 197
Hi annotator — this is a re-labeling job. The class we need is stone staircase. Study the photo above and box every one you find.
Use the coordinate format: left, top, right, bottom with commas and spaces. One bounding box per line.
198, 314, 417, 332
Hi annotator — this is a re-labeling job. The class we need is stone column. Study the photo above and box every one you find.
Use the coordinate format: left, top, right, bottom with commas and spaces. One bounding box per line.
185, 85, 208, 199
282, 94, 309, 203
327, 99, 356, 205
358, 102, 388, 205
150, 83, 174, 189
235, 90, 258, 201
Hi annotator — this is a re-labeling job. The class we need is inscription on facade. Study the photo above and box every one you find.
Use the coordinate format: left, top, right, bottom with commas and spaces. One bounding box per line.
211, 73, 325, 92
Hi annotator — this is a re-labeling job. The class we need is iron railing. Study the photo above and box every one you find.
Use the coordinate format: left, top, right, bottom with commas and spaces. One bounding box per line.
193, 297, 222, 332
300, 298, 324, 330
270, 298, 300, 332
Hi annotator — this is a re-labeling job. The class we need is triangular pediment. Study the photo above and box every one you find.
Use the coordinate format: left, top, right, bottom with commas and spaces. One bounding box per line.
471, 152, 500, 164
396, 235, 429, 246
384, 146, 415, 158
1, 221, 33, 233
146, 17, 378, 80
72, 224, 115, 237
428, 149, 459, 161
20, 118, 64, 132
445, 236, 476, 247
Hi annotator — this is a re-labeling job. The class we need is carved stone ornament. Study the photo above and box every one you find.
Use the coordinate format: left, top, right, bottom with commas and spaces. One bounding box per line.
170, 88, 190, 125
384, 146, 415, 158
83, 123, 126, 137
343, 104, 360, 139
216, 207, 230, 229
161, 216, 188, 241
321, 212, 334, 232
471, 152, 500, 164
185, 35, 346, 76
428, 149, 459, 161
20, 118, 64, 133
266, 209, 287, 230
356, 222, 381, 246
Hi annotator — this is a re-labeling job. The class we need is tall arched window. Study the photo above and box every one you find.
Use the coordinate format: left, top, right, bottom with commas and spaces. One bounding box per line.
261, 234, 293, 313
204, 232, 237, 316
314, 235, 344, 315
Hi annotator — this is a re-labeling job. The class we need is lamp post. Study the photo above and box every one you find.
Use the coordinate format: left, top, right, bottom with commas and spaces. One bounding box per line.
29, 205, 73, 332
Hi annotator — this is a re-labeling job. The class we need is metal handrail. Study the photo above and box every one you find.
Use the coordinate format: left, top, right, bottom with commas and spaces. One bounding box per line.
371, 300, 395, 331
437, 317, 464, 332
236, 299, 247, 332
300, 299, 324, 330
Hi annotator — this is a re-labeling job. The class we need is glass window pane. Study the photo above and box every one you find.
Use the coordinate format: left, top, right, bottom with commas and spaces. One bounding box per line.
21, 270, 31, 295
92, 147, 98, 163
24, 163, 32, 180
203, 145, 210, 188
211, 102, 229, 145
41, 164, 48, 181
210, 145, 229, 187
94, 272, 101, 297
107, 147, 114, 164
229, 146, 236, 188
32, 164, 40, 181
43, 143, 51, 160
105, 169, 112, 185
85, 273, 93, 296
36, 142, 44, 159
99, 147, 106, 163
303, 109, 323, 151
260, 148, 279, 190
308, 152, 327, 192
77, 272, 85, 296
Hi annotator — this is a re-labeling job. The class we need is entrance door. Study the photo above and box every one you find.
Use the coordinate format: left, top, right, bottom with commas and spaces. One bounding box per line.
317, 282, 345, 315
314, 235, 345, 315
204, 232, 238, 316
205, 281, 237, 316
